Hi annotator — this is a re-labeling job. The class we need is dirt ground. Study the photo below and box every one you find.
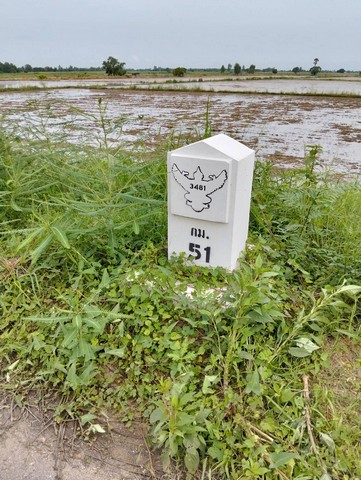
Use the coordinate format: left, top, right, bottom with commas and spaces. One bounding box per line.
0, 398, 165, 480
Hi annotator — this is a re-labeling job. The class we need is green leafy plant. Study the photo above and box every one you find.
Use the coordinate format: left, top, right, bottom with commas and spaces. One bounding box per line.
150, 374, 210, 474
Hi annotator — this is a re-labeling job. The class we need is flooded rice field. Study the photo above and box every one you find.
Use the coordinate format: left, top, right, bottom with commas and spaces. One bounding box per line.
1, 77, 361, 96
152, 78, 361, 96
0, 84, 360, 175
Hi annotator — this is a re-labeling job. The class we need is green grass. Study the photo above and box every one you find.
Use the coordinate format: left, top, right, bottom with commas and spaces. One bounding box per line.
0, 70, 108, 80
0, 105, 360, 478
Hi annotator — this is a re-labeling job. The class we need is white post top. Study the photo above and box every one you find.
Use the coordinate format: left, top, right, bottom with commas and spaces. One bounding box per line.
170, 133, 254, 161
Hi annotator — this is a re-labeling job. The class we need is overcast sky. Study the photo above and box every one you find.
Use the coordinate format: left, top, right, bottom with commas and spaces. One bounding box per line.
1, 0, 360, 71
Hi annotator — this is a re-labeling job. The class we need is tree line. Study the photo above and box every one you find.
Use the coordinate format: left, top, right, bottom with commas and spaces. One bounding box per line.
0, 62, 102, 74
0, 57, 356, 76
221, 59, 354, 76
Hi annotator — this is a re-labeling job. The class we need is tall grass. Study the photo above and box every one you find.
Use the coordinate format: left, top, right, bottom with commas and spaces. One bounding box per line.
0, 100, 168, 266
250, 146, 361, 286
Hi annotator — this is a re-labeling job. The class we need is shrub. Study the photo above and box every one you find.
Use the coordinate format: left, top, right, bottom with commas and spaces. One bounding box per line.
172, 67, 187, 77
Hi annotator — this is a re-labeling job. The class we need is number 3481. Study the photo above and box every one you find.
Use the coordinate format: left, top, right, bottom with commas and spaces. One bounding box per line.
190, 183, 206, 191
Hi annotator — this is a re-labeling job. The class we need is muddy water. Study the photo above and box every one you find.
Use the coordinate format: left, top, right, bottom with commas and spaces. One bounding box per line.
2, 77, 361, 95
0, 87, 360, 175
160, 79, 361, 95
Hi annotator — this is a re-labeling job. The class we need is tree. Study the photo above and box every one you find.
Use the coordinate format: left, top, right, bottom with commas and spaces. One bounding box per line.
172, 67, 187, 77
234, 63, 241, 75
220, 65, 226, 74
310, 65, 321, 76
0, 62, 18, 73
22, 64, 33, 73
292, 66, 301, 74
248, 64, 256, 74
227, 63, 232, 72
102, 56, 126, 76
310, 58, 321, 76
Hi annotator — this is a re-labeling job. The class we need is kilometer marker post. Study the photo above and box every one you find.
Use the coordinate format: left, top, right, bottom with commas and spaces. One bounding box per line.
167, 133, 255, 271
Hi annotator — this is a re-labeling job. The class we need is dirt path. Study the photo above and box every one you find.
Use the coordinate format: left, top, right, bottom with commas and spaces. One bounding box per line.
0, 398, 164, 480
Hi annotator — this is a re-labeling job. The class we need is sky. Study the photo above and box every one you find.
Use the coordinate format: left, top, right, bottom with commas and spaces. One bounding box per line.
1, 0, 360, 71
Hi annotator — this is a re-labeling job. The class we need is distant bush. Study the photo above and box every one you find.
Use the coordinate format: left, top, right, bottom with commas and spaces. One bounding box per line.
172, 67, 187, 77
310, 66, 321, 76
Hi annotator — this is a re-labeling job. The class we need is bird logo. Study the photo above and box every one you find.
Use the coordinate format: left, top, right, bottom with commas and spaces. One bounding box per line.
172, 163, 228, 213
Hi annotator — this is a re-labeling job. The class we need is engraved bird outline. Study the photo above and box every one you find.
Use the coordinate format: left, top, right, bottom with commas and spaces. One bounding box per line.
172, 163, 228, 212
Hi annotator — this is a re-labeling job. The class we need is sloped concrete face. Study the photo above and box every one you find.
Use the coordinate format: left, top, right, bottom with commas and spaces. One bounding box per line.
168, 134, 255, 270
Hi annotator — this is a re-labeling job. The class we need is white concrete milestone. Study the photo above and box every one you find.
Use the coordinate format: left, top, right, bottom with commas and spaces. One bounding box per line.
167, 133, 255, 270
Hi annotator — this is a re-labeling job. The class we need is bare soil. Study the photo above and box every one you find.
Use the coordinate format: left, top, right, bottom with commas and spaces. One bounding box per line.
0, 396, 164, 480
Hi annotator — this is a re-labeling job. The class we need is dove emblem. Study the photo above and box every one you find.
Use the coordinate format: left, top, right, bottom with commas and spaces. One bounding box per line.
172, 164, 228, 213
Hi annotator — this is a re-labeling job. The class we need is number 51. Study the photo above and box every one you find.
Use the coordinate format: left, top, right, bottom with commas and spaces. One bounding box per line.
189, 243, 211, 263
